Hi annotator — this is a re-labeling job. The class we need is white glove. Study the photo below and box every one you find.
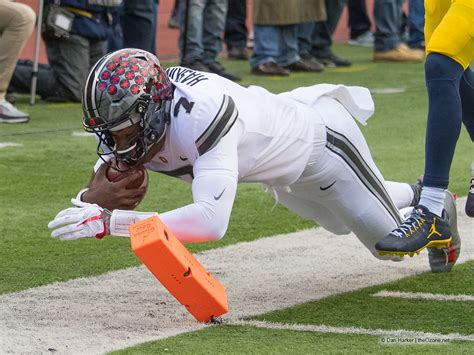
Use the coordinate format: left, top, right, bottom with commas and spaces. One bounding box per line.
48, 199, 111, 240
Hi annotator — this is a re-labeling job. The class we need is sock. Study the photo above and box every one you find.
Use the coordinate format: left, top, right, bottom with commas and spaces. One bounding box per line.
423, 53, 464, 188
419, 186, 445, 217
471, 161, 474, 178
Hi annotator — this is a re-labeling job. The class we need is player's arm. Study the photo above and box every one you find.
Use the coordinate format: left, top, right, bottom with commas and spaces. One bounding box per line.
80, 162, 147, 210
48, 123, 241, 242
142, 114, 241, 242
74, 140, 148, 212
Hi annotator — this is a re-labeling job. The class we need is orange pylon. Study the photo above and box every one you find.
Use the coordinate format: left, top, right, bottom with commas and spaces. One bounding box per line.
129, 216, 228, 322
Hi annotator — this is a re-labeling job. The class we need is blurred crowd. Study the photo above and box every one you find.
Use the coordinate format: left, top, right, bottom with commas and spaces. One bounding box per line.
1, 0, 427, 122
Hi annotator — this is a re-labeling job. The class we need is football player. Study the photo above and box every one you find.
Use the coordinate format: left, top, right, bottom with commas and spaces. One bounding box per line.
466, 161, 474, 217
376, 0, 473, 269
48, 48, 459, 271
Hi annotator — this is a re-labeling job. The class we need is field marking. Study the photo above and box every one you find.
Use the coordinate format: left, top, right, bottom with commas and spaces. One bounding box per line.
0, 197, 472, 353
71, 131, 94, 137
373, 290, 474, 302
229, 319, 474, 342
0, 142, 22, 149
370, 87, 406, 94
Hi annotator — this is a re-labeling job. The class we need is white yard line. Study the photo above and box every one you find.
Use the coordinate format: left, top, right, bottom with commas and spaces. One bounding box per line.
373, 290, 474, 302
1, 198, 473, 354
0, 142, 22, 149
370, 87, 406, 94
71, 131, 94, 137
229, 320, 474, 342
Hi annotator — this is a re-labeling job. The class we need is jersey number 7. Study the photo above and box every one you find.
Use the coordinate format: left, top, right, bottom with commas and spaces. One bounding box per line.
174, 97, 195, 117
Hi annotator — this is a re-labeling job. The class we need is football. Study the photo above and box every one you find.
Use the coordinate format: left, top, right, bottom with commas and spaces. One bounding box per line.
105, 163, 148, 190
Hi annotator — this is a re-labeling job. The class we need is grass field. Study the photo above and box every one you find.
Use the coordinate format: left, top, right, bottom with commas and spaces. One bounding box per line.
0, 44, 473, 353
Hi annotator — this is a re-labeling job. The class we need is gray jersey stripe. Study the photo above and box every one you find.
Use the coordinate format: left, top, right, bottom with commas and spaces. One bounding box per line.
326, 129, 403, 225
196, 95, 228, 148
161, 165, 194, 179
203, 105, 238, 154
196, 95, 238, 155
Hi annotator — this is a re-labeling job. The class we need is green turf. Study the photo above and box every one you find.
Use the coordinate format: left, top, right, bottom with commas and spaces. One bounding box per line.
253, 261, 474, 336
0, 128, 312, 293
112, 325, 472, 354
113, 262, 474, 354
0, 44, 472, 294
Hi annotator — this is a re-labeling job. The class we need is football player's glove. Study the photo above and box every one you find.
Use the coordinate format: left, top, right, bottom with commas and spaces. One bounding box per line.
48, 199, 111, 240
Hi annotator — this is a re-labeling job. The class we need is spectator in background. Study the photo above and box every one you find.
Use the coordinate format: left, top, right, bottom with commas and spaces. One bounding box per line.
298, 0, 352, 68
168, 0, 180, 28
373, 0, 424, 62
407, 0, 424, 50
347, 0, 374, 46
0, 1, 35, 123
109, 0, 158, 53
251, 0, 326, 76
9, 0, 120, 103
224, 0, 248, 60
179, 0, 240, 81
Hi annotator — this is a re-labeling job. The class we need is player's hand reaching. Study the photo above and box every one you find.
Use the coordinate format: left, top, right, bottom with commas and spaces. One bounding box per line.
82, 163, 147, 210
48, 199, 111, 240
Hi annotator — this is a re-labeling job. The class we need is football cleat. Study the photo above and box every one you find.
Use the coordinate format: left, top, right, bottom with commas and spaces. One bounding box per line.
375, 205, 452, 257
428, 191, 461, 272
466, 178, 474, 217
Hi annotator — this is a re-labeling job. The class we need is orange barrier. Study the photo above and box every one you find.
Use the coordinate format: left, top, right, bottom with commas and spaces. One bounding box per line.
129, 216, 228, 322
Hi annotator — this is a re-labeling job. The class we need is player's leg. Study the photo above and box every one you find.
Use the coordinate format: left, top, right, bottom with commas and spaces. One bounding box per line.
274, 189, 351, 236
288, 97, 407, 259
421, 52, 463, 213
377, 0, 473, 256
423, 0, 473, 207
460, 68, 474, 217
288, 147, 402, 260
385, 180, 421, 209
466, 161, 474, 217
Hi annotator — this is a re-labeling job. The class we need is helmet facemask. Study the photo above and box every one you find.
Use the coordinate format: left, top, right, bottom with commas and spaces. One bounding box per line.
94, 97, 171, 170
81, 48, 174, 171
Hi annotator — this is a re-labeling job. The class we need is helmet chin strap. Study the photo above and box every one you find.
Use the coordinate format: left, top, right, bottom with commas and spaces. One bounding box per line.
116, 142, 138, 155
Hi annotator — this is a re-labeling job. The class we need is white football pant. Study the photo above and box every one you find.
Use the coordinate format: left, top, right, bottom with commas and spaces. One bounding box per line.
276, 97, 412, 260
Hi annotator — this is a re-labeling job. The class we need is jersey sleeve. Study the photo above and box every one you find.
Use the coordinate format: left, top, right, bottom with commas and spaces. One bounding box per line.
157, 120, 242, 242
171, 88, 239, 162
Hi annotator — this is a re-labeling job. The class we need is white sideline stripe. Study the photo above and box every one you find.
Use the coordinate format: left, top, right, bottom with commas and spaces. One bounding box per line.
0, 142, 22, 149
373, 290, 474, 302
370, 87, 406, 94
229, 320, 474, 342
71, 131, 94, 137
0, 197, 472, 354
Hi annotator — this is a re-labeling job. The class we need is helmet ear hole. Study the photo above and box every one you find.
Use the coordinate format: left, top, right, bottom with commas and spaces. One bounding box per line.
137, 103, 146, 114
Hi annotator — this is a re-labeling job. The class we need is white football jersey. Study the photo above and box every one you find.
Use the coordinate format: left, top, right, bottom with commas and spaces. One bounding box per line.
144, 66, 327, 187
126, 67, 327, 242
96, 69, 381, 244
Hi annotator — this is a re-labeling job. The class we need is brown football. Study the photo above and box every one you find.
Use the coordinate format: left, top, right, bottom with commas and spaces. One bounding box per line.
105, 163, 148, 190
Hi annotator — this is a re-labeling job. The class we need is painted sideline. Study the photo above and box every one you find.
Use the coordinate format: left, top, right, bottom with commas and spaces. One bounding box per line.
373, 290, 474, 302
229, 320, 474, 342
1, 198, 472, 353
0, 142, 22, 149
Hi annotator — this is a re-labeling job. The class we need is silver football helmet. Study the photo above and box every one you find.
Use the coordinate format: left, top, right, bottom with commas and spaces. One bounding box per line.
82, 48, 173, 168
